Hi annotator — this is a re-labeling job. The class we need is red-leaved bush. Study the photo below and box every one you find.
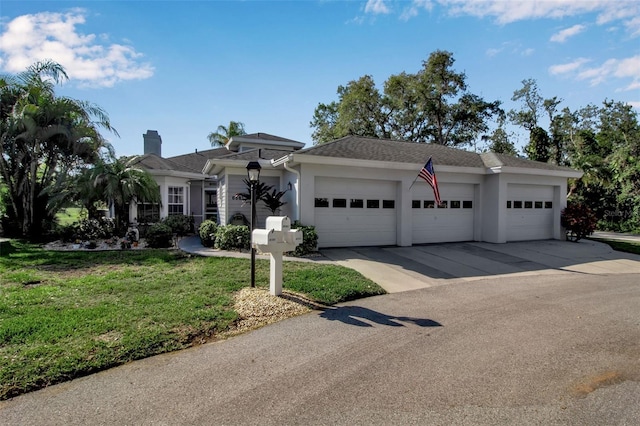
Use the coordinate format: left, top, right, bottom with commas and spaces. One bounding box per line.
561, 202, 597, 242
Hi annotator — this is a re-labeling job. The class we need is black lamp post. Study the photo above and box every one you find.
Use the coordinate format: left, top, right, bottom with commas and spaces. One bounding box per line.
246, 161, 261, 287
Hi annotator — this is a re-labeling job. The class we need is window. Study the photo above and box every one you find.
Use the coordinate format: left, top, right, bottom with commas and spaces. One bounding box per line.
412, 200, 421, 209
535, 201, 543, 209
437, 201, 448, 208
382, 200, 395, 208
463, 200, 473, 209
205, 192, 217, 209
333, 198, 347, 208
137, 202, 160, 223
513, 201, 523, 208
315, 198, 329, 207
350, 199, 364, 208
545, 201, 553, 209
507, 201, 512, 209
168, 186, 184, 215
424, 200, 435, 209
367, 199, 380, 208
524, 201, 533, 209
450, 201, 461, 209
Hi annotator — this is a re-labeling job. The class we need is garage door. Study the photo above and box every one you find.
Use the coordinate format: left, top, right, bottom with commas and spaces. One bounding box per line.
412, 183, 475, 244
506, 184, 554, 241
314, 177, 397, 247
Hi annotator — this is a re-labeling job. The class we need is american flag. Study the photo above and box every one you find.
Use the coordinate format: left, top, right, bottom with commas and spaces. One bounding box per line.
418, 157, 441, 205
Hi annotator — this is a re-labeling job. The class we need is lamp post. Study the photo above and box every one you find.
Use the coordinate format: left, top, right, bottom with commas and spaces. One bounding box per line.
246, 161, 261, 288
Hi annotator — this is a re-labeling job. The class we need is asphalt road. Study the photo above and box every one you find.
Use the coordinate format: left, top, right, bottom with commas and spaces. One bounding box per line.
2, 271, 639, 425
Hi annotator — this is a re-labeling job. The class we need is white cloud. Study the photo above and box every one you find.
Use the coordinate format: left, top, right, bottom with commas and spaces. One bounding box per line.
365, 0, 391, 15
431, 1, 640, 38
486, 47, 502, 57
0, 10, 154, 87
550, 24, 586, 42
484, 41, 533, 58
549, 58, 591, 75
400, 0, 434, 21
573, 55, 640, 91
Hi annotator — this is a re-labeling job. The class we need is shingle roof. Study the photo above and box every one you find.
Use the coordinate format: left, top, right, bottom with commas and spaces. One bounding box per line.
130, 154, 201, 174
295, 136, 485, 167
232, 133, 303, 144
166, 147, 229, 172
216, 148, 298, 162
295, 136, 578, 172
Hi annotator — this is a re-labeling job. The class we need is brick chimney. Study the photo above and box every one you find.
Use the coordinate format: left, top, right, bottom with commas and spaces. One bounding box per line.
143, 130, 162, 156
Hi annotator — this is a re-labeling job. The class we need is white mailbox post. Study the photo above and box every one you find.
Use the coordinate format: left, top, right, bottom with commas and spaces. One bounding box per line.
252, 216, 303, 296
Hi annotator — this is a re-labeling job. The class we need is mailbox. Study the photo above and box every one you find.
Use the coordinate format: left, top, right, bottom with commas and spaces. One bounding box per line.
251, 216, 304, 296
252, 229, 276, 245
285, 230, 303, 245
266, 216, 291, 232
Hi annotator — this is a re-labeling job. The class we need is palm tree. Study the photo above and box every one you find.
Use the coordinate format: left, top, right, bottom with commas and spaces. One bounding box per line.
207, 121, 246, 147
89, 156, 161, 235
0, 60, 116, 237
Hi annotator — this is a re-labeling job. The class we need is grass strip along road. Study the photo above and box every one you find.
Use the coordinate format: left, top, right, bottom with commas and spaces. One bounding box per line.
0, 243, 384, 400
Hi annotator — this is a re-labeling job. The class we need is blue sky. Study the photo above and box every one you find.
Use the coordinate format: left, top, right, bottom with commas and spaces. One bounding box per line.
1, 1, 638, 158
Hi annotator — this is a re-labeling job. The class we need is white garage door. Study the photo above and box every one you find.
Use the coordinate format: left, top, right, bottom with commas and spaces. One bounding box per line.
506, 184, 554, 241
314, 177, 397, 247
412, 183, 475, 244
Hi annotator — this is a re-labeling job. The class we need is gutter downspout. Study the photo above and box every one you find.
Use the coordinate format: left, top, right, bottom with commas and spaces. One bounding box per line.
271, 154, 300, 222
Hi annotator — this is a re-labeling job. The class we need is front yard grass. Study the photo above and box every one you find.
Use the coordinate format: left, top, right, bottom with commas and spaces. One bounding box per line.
0, 243, 385, 400
589, 238, 640, 255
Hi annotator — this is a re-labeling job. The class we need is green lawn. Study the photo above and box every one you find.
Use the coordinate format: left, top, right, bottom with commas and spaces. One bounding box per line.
0, 243, 385, 400
54, 207, 87, 226
589, 237, 640, 255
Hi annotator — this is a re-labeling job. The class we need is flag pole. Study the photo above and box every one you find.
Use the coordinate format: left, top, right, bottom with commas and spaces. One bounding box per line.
408, 174, 420, 190
409, 156, 431, 190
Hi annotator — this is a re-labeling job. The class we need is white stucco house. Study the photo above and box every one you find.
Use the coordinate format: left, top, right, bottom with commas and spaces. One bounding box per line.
135, 130, 582, 248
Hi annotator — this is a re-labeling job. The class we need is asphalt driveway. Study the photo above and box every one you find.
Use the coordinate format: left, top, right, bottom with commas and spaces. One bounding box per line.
2, 239, 639, 425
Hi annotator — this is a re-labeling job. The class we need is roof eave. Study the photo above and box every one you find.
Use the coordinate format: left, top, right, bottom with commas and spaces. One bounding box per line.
488, 166, 583, 178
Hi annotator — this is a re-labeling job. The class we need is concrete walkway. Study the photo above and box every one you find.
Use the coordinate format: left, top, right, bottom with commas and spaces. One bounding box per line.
591, 230, 640, 243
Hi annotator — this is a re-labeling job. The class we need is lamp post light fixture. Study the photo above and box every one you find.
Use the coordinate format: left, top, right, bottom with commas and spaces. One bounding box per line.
246, 161, 261, 288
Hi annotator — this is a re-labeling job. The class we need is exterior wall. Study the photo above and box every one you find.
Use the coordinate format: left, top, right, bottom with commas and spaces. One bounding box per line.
481, 173, 505, 243
130, 175, 191, 225
189, 180, 204, 227
483, 173, 568, 243
217, 175, 227, 225
219, 167, 285, 228
213, 161, 572, 247
298, 163, 484, 247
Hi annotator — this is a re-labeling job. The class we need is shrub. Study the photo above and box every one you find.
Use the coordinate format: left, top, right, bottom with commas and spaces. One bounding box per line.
52, 223, 77, 242
215, 225, 250, 251
162, 214, 194, 236
198, 220, 218, 248
75, 218, 116, 241
561, 202, 597, 242
145, 223, 174, 248
289, 221, 318, 256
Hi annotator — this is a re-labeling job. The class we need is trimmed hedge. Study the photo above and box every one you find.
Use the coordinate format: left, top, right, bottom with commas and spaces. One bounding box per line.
290, 222, 318, 256
146, 223, 174, 248
198, 220, 218, 248
215, 225, 250, 251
